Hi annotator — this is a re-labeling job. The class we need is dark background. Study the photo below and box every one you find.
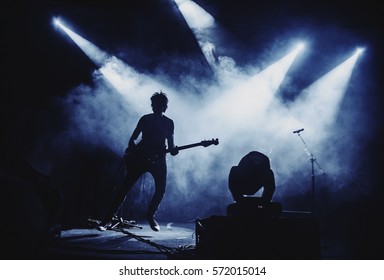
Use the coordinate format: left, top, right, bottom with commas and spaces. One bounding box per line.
2, 0, 383, 259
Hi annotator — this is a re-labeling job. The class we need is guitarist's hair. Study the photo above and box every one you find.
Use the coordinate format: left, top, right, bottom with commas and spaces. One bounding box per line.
151, 91, 169, 111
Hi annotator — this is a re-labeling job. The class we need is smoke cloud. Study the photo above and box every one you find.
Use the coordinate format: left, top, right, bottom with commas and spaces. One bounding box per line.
24, 4, 379, 224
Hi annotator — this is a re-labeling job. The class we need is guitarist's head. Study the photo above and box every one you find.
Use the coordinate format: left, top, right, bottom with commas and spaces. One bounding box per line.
151, 91, 169, 115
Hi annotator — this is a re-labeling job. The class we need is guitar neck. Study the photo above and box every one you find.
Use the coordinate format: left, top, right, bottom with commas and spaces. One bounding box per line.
163, 138, 218, 154
166, 142, 203, 153
177, 143, 203, 151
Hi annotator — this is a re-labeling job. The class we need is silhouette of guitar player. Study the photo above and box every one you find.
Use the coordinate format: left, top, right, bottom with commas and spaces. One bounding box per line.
98, 91, 178, 231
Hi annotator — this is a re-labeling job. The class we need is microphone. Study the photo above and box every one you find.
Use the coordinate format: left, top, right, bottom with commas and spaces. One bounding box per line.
293, 128, 304, 134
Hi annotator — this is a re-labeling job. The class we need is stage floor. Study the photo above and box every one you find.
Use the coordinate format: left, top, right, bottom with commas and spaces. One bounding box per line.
45, 216, 349, 260
47, 220, 197, 260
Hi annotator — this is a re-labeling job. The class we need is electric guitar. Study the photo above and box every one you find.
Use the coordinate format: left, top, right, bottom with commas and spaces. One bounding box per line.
124, 138, 219, 168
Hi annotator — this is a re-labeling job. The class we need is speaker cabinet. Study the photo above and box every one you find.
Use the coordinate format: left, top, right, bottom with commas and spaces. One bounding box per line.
196, 214, 320, 259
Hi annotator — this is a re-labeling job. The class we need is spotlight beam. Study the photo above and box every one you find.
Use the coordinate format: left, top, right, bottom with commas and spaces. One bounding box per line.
54, 17, 108, 66
288, 49, 363, 145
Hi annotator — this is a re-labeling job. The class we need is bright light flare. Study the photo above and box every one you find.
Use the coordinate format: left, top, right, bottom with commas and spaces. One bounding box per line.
355, 47, 365, 56
53, 17, 61, 27
296, 42, 305, 51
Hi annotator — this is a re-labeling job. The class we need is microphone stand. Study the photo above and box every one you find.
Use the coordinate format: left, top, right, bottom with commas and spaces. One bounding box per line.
294, 131, 325, 213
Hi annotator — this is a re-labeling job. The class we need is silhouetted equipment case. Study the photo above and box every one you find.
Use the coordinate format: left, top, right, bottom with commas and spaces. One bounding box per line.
195, 198, 320, 259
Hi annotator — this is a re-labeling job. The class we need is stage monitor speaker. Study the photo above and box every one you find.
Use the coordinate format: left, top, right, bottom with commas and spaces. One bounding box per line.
195, 215, 320, 260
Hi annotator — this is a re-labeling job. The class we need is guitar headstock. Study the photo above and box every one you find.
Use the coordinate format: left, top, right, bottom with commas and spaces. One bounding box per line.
201, 138, 219, 147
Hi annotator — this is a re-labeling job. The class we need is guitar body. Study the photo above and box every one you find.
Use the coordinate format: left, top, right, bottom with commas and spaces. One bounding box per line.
123, 138, 219, 169
123, 145, 161, 169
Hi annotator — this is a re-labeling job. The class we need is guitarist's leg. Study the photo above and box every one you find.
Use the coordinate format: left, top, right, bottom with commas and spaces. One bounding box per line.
146, 162, 167, 231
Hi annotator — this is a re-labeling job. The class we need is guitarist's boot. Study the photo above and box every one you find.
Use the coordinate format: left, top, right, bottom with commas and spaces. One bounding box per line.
146, 214, 160, 231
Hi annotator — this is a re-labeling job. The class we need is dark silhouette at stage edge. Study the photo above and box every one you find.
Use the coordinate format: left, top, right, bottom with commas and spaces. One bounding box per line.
98, 91, 178, 232
1, 150, 63, 259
